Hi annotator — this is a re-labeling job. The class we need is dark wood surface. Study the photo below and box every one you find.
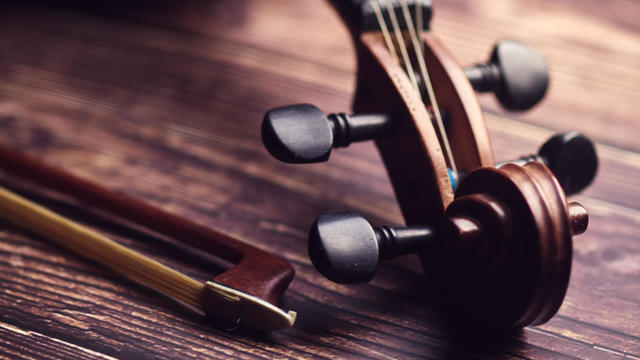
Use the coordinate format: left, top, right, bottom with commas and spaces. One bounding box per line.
0, 0, 638, 358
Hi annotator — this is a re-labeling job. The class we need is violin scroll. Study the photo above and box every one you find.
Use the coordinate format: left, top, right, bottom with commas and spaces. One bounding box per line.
309, 162, 588, 330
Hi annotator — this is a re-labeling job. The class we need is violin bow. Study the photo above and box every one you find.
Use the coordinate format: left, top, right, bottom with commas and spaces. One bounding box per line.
0, 143, 296, 330
261, 0, 597, 331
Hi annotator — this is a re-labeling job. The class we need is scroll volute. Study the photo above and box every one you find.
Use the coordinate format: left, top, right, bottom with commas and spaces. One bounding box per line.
349, 31, 494, 229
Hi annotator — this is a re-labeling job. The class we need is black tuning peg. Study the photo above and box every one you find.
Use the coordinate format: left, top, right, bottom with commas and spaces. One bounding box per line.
308, 211, 436, 284
498, 132, 598, 195
309, 203, 589, 285
464, 40, 549, 111
261, 104, 393, 163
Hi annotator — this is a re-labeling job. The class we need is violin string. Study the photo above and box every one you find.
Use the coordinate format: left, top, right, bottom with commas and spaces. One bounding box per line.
416, 3, 423, 45
399, 0, 458, 173
371, 0, 399, 64
382, 0, 420, 93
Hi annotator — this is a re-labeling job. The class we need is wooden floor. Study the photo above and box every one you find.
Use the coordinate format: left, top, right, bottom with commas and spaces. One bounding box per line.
0, 0, 639, 359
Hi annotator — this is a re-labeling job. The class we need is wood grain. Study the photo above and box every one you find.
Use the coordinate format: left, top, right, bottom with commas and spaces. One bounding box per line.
0, 0, 639, 358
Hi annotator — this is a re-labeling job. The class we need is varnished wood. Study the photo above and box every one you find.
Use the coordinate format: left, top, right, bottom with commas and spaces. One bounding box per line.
355, 32, 452, 226
0, 0, 638, 358
421, 33, 495, 172
439, 163, 574, 329
346, 16, 495, 231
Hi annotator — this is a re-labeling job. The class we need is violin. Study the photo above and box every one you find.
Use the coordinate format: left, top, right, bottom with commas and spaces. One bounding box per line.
261, 0, 598, 331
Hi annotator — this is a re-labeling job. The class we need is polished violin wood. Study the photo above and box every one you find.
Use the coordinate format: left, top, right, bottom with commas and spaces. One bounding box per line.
351, 30, 496, 228
0, 0, 638, 358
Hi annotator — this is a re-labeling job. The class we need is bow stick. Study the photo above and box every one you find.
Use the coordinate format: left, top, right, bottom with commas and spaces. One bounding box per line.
0, 143, 296, 330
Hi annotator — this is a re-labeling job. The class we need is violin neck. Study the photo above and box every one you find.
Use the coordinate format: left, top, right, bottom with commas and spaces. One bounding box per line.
328, 0, 432, 34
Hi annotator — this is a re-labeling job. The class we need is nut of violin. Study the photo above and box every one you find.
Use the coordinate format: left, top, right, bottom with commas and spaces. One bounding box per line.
261, 104, 333, 163
539, 132, 598, 195
568, 202, 588, 235
308, 211, 380, 284
466, 40, 549, 111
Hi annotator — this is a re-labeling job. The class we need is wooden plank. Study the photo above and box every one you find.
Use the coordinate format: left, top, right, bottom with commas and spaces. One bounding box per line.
0, 320, 115, 360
